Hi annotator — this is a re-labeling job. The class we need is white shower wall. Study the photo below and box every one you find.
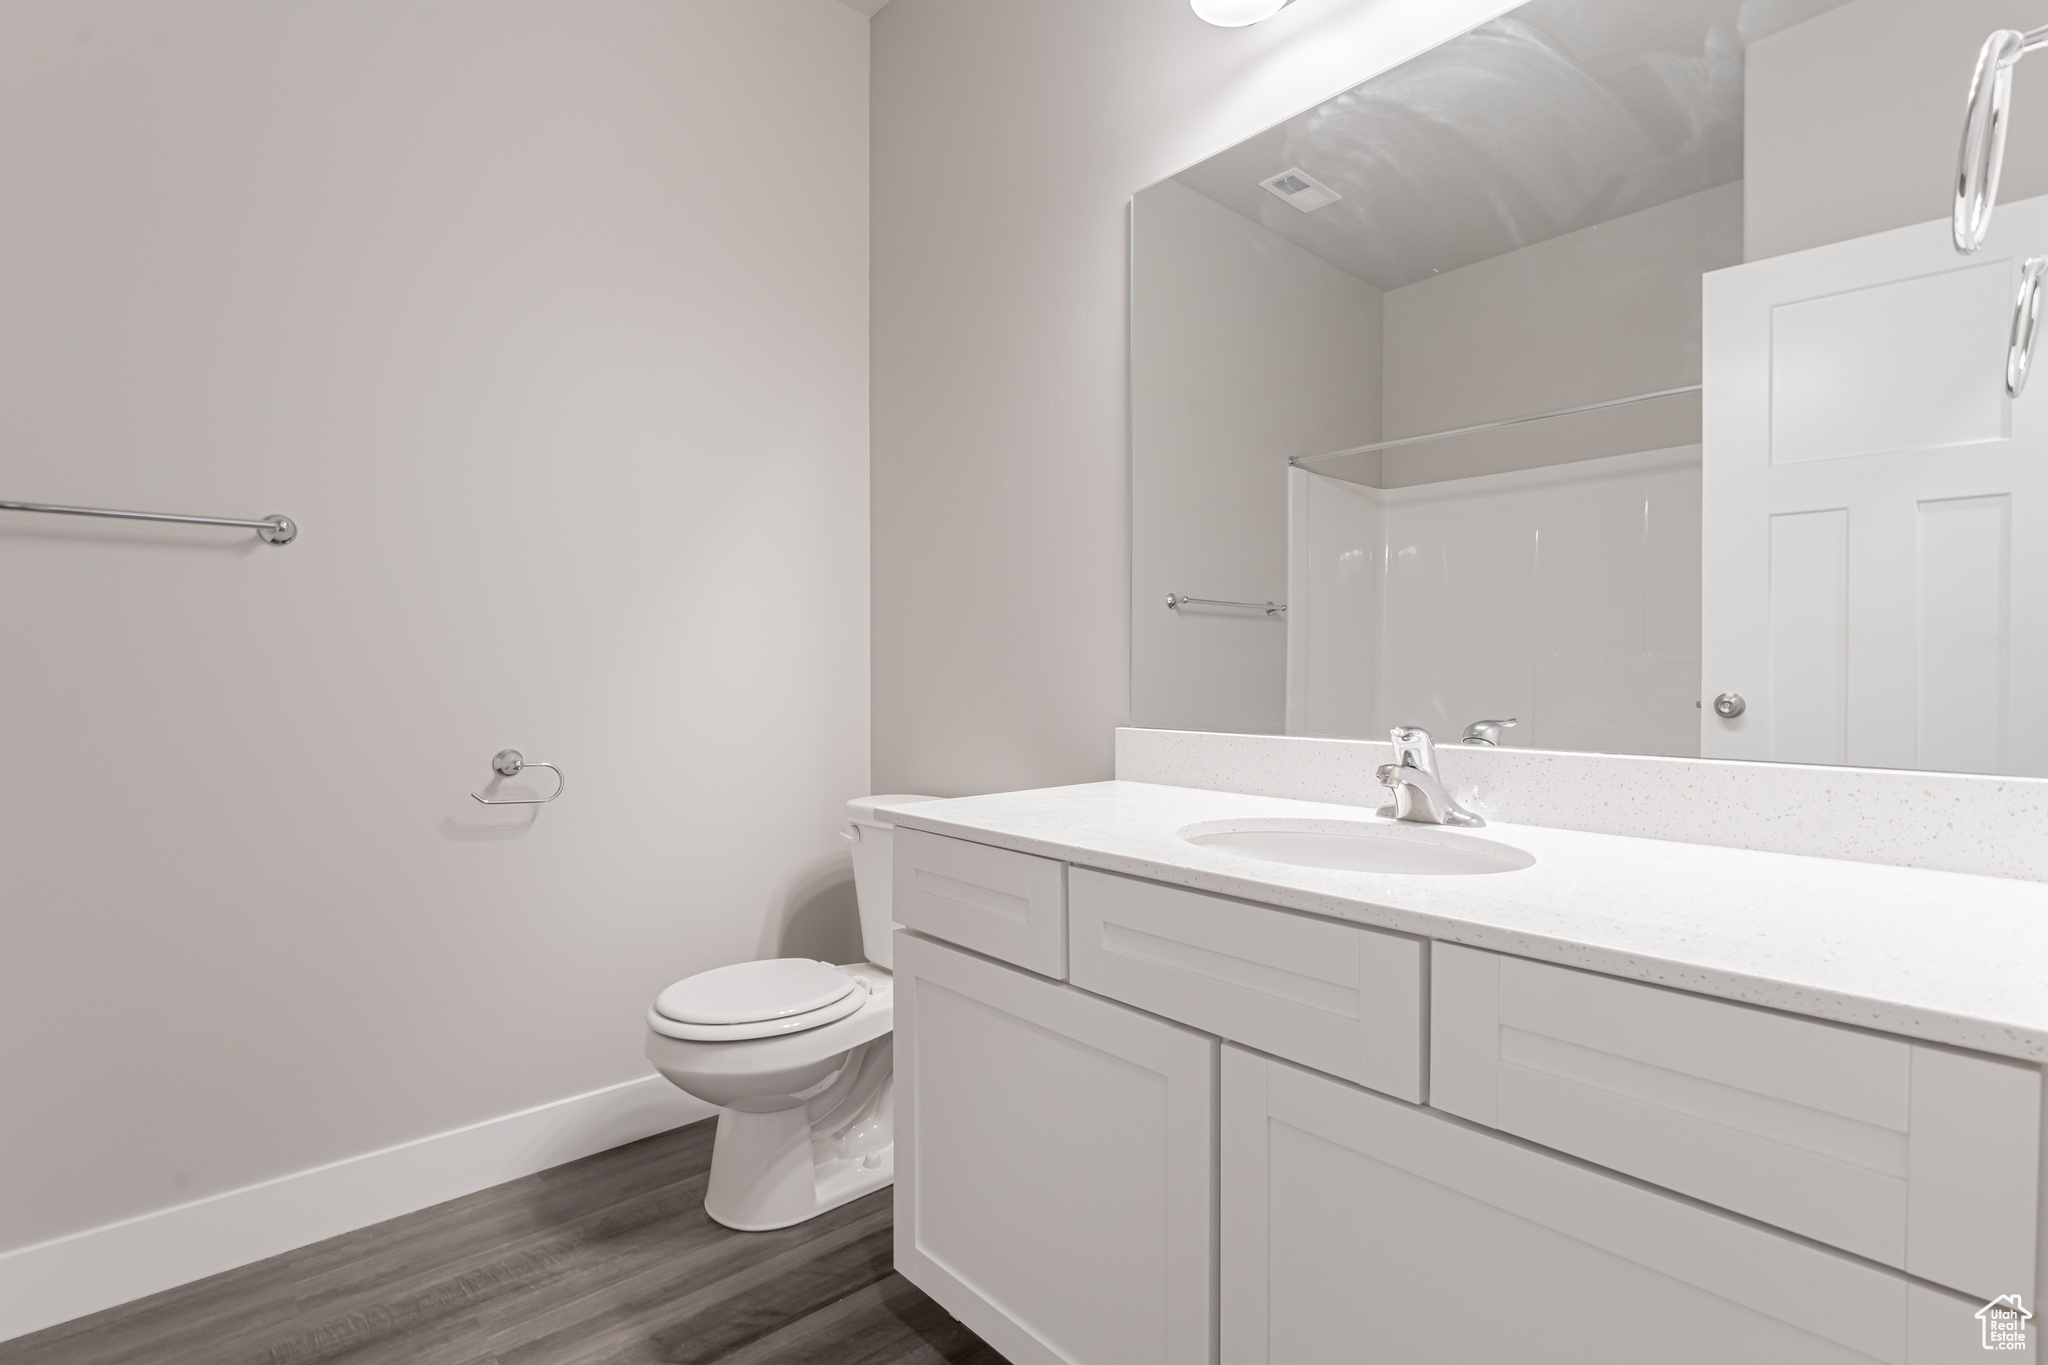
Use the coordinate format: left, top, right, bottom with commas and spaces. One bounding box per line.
1286, 468, 1381, 738
1289, 447, 1703, 755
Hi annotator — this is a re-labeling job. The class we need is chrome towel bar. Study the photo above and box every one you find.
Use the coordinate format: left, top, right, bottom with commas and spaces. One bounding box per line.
1167, 593, 1286, 616
0, 499, 297, 544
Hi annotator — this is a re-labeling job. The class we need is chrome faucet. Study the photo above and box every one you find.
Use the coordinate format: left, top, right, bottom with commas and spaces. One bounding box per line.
1376, 726, 1484, 826
1461, 717, 1517, 746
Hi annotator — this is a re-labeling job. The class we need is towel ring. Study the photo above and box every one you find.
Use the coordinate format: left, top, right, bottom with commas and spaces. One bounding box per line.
1955, 27, 2048, 253
472, 749, 565, 805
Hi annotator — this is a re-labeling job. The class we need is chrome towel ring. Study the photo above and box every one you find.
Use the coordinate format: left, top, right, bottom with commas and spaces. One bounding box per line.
472, 749, 565, 805
1956, 25, 2048, 254
2011, 256, 2048, 396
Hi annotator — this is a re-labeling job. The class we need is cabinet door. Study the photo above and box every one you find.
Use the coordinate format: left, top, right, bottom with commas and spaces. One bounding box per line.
1221, 1045, 1997, 1365
894, 931, 1217, 1365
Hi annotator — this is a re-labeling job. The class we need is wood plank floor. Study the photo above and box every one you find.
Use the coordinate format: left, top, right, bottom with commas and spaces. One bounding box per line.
0, 1119, 1008, 1365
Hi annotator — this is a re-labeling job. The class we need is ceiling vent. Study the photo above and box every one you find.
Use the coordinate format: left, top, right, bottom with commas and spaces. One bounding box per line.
1260, 167, 1341, 213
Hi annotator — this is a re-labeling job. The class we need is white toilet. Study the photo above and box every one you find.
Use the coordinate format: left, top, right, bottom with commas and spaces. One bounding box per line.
644, 794, 935, 1231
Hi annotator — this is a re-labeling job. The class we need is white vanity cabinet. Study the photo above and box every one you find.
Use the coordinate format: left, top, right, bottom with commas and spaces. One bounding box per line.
892, 929, 1217, 1365
1431, 944, 2043, 1303
1220, 1045, 1989, 1364
892, 828, 2044, 1363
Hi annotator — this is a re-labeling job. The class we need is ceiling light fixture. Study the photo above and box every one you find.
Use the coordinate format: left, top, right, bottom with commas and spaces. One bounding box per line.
1192, 0, 1288, 27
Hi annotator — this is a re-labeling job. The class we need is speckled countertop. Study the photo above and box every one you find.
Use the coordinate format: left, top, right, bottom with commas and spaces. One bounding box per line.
892, 780, 2048, 1063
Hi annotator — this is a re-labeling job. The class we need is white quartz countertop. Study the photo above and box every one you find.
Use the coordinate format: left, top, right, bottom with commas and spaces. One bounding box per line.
891, 781, 2048, 1062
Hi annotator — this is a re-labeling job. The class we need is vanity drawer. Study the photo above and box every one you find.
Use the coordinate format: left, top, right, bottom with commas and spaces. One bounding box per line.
1069, 868, 1424, 1102
1431, 945, 2041, 1302
893, 829, 1067, 978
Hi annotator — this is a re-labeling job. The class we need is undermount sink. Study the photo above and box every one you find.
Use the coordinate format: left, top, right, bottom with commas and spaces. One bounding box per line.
1178, 818, 1535, 876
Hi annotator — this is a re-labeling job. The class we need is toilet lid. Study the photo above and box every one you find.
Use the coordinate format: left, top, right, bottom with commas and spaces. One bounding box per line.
653, 958, 859, 1026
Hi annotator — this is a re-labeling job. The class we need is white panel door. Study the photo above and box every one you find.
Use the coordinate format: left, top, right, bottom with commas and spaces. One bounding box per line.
1220, 1045, 1999, 1365
1701, 195, 2048, 774
893, 931, 1216, 1365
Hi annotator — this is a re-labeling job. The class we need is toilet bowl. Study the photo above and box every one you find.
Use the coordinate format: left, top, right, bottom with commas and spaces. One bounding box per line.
644, 794, 936, 1231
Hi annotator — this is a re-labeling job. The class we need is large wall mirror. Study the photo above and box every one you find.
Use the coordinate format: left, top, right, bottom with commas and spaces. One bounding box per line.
1131, 0, 2048, 775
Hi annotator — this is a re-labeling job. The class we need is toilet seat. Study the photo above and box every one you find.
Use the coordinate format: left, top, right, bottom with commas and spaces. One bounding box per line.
657, 958, 858, 1024
649, 959, 870, 1041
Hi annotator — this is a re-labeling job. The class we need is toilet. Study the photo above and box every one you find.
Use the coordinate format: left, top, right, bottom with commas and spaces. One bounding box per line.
644, 794, 936, 1231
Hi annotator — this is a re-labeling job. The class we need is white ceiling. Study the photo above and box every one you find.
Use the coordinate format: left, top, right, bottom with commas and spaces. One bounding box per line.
839, 0, 893, 15
1171, 0, 1850, 291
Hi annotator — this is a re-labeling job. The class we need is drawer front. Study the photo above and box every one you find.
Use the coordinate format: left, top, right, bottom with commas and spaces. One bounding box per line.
1069, 868, 1424, 1102
1223, 1045, 2004, 1365
1431, 944, 2041, 1302
892, 829, 1067, 978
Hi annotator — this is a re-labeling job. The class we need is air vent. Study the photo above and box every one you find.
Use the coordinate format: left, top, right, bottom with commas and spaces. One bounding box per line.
1260, 167, 1341, 213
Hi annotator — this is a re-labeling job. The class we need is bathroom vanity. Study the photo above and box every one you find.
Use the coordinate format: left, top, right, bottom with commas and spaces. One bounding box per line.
979, 0, 2048, 1353
885, 774, 2048, 1365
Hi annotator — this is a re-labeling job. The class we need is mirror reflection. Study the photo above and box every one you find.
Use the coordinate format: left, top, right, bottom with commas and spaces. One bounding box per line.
1132, 0, 2048, 775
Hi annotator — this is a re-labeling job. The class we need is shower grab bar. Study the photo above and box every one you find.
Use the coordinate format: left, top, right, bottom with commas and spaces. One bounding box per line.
1956, 25, 2048, 254
0, 499, 297, 544
1166, 593, 1286, 616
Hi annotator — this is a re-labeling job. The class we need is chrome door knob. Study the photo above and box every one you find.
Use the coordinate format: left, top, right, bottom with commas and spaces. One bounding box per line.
1712, 692, 1746, 719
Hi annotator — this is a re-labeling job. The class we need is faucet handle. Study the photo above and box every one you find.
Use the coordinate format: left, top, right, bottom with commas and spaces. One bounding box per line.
1461, 718, 1518, 746
1389, 726, 1437, 774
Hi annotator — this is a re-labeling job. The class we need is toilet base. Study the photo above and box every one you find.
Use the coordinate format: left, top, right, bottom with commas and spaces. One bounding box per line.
703, 1038, 895, 1232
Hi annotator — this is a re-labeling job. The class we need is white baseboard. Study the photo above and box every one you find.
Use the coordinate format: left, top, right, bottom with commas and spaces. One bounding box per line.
0, 1074, 715, 1345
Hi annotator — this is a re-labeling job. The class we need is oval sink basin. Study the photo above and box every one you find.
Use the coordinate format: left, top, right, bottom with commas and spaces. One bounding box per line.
1179, 818, 1534, 876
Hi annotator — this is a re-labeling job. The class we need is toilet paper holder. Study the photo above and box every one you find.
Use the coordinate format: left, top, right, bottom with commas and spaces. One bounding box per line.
472, 749, 566, 805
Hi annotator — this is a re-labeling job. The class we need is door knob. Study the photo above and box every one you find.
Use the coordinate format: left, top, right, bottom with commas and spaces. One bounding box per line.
1712, 693, 1746, 719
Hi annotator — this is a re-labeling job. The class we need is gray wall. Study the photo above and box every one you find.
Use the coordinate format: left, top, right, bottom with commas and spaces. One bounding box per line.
870, 0, 1522, 796
1378, 181, 1742, 486
0, 0, 869, 1257
1130, 179, 1381, 734
1747, 0, 2048, 261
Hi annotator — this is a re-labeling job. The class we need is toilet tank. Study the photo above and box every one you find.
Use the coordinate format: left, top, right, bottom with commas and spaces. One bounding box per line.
844, 795, 939, 969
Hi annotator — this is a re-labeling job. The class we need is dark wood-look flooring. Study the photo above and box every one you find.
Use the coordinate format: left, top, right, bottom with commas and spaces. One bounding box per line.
1, 1120, 1008, 1365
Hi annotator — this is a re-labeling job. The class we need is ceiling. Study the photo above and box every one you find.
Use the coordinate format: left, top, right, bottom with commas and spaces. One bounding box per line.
1170, 0, 1851, 291
839, 0, 893, 15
